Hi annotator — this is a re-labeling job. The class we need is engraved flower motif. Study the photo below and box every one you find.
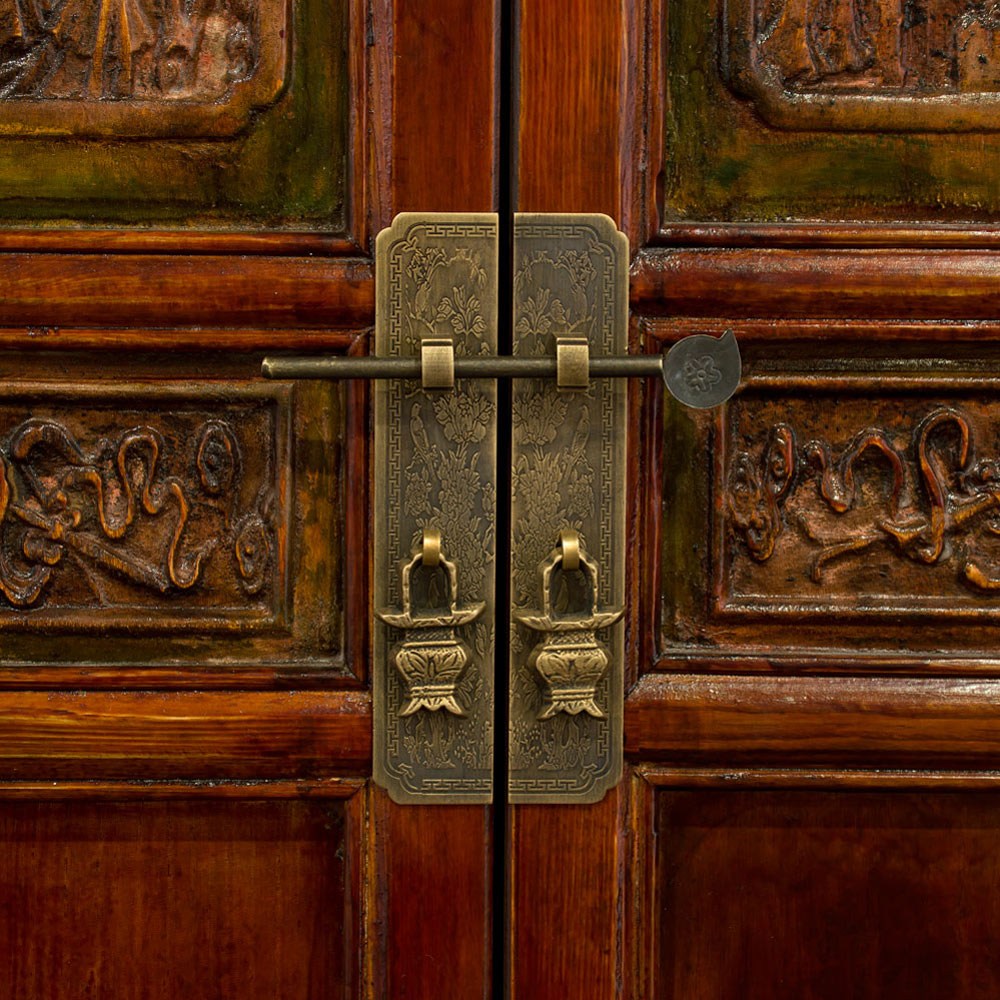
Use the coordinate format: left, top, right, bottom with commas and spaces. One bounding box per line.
404, 245, 447, 288
512, 392, 567, 447
404, 468, 433, 518
682, 355, 723, 394
432, 390, 493, 444
434, 285, 487, 338
556, 249, 596, 291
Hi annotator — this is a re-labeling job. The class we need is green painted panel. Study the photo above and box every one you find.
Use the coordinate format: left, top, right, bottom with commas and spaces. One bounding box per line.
0, 0, 347, 231
665, 1, 1000, 223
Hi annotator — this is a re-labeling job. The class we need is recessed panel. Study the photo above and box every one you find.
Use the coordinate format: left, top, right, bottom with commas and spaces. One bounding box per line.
663, 0, 1000, 223
0, 799, 350, 999
656, 788, 1000, 1000
0, 351, 352, 681
658, 334, 1000, 669
0, 0, 347, 230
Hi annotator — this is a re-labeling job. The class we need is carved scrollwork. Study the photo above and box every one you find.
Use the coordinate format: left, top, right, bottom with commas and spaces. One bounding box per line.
727, 404, 1000, 591
0, 415, 274, 608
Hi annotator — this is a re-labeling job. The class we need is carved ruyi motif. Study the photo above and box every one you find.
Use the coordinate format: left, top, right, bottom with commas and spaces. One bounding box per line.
515, 533, 623, 720
509, 213, 627, 804
377, 536, 485, 717
373, 213, 498, 804
0, 0, 287, 136
0, 395, 278, 622
726, 0, 1000, 130
725, 398, 1000, 609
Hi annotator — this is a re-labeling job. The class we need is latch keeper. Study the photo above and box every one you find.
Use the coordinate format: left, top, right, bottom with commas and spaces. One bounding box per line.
556, 335, 589, 390
421, 337, 455, 389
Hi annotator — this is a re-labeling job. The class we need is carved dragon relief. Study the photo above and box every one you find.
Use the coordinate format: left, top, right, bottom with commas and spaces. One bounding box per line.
727, 405, 1000, 591
0, 415, 274, 609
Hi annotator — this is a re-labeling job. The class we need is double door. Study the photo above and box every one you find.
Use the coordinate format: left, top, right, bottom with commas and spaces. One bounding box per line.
2, 0, 1000, 996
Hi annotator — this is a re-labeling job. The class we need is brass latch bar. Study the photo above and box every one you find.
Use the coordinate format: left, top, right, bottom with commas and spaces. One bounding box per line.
262, 353, 665, 381
261, 332, 740, 409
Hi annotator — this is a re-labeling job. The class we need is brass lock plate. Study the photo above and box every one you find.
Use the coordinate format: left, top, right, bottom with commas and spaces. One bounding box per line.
508, 214, 628, 804
373, 213, 499, 804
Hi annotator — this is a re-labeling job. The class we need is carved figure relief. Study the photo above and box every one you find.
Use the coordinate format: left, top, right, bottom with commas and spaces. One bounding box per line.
726, 403, 1000, 599
729, 0, 1000, 128
0, 0, 257, 100
0, 407, 276, 615
0, 0, 286, 134
757, 0, 999, 92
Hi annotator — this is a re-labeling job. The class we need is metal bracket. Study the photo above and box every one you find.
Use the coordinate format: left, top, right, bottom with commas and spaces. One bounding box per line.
508, 213, 629, 803
371, 212, 498, 804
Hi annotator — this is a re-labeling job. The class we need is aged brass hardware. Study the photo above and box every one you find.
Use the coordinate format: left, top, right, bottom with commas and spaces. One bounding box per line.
663, 329, 741, 409
514, 530, 624, 720
262, 212, 739, 806
261, 344, 737, 398
377, 530, 486, 717
420, 337, 456, 389
508, 213, 629, 804
555, 335, 590, 390
371, 212, 499, 804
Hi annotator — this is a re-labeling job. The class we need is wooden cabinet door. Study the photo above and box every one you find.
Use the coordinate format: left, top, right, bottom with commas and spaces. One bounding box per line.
0, 3, 498, 997
512, 2, 1000, 997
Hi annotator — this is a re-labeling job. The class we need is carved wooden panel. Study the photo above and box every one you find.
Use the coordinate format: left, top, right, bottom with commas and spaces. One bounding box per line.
0, 0, 287, 136
726, 0, 1000, 131
660, 0, 1000, 223
0, 386, 283, 623
0, 352, 356, 684
0, 0, 347, 230
653, 324, 1000, 671
722, 386, 1000, 614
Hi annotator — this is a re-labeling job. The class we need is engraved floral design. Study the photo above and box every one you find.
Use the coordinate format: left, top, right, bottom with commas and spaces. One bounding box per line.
683, 355, 723, 394
382, 222, 498, 789
396, 236, 492, 356
432, 388, 492, 444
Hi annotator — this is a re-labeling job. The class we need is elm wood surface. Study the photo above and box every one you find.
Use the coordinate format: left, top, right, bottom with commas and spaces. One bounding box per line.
625, 674, 1000, 769
0, 797, 355, 1000
0, 690, 372, 779
0, 256, 375, 330
0, 784, 367, 1000
507, 789, 628, 1000
514, 4, 1000, 1000
0, 1, 498, 997
652, 786, 1000, 1000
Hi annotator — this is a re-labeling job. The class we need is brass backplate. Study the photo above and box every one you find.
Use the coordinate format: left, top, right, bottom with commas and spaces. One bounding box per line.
374, 213, 498, 804
509, 214, 628, 804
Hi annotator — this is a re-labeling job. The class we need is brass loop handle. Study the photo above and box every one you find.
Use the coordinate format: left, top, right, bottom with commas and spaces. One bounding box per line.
420, 527, 442, 567
558, 528, 581, 572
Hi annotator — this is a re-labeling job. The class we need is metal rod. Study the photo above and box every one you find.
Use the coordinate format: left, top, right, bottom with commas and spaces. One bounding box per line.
261, 354, 666, 381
